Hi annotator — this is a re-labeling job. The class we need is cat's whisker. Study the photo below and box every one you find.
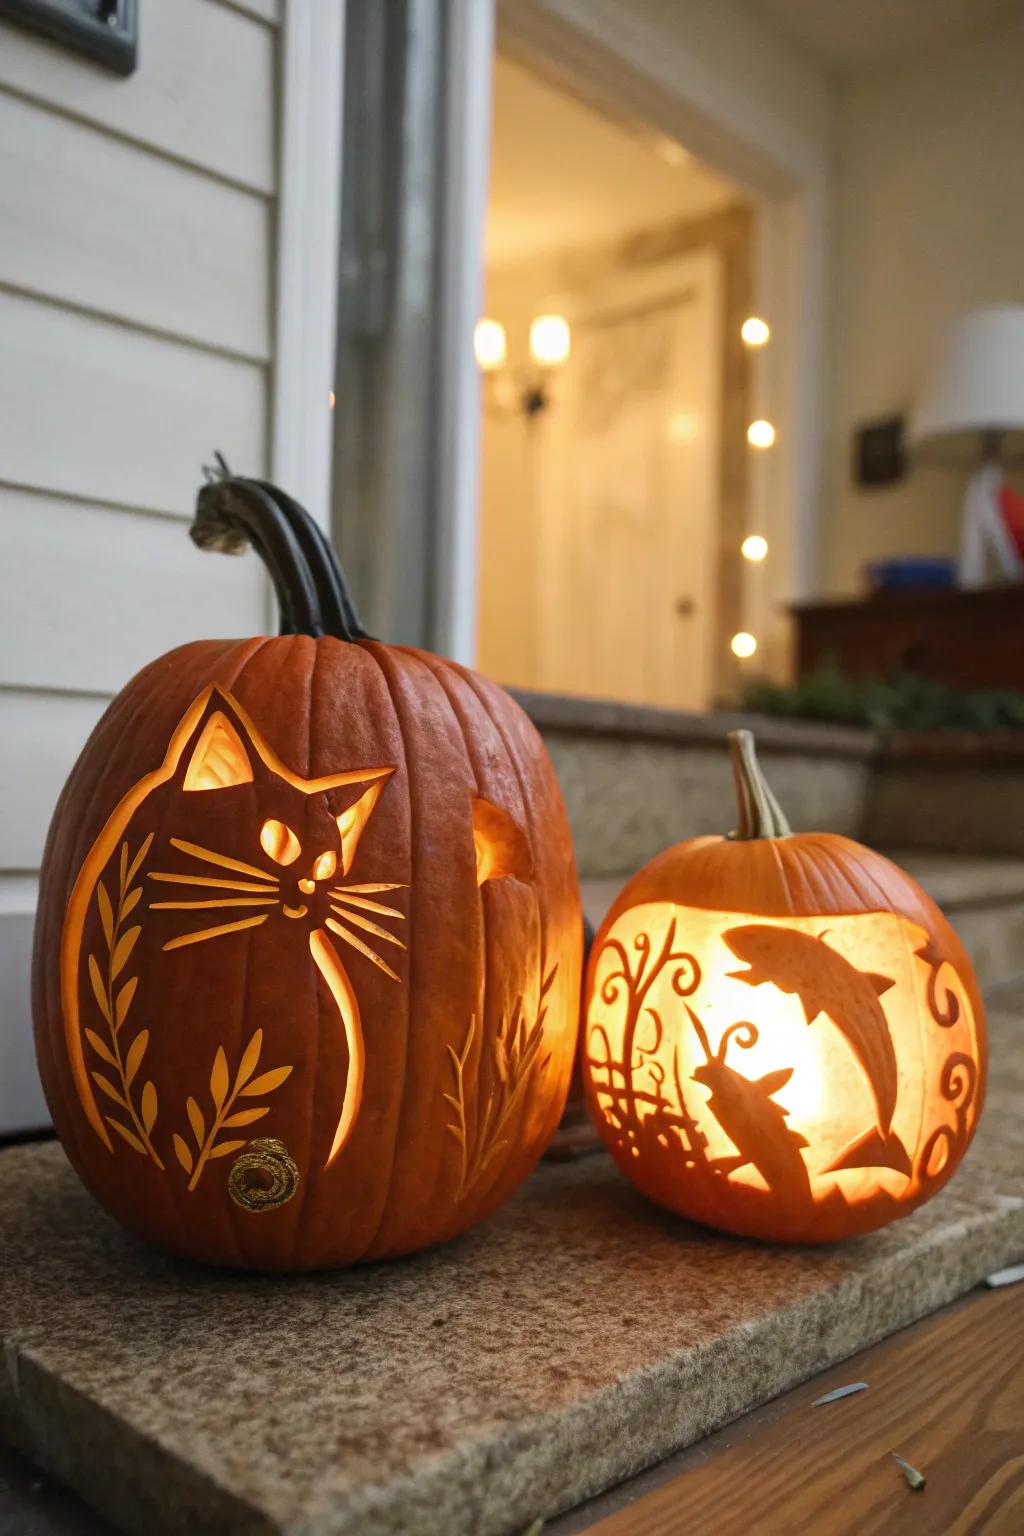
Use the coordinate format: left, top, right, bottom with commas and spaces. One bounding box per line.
151, 897, 279, 911
324, 917, 401, 982
329, 891, 405, 920
329, 882, 407, 895
168, 837, 278, 884
329, 903, 406, 949
162, 914, 269, 952
149, 872, 279, 895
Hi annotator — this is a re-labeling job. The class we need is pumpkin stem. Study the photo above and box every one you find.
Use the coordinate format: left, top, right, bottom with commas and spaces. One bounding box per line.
192, 465, 369, 642
728, 729, 791, 840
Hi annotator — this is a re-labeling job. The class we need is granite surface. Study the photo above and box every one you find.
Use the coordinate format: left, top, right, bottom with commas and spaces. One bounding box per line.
868, 760, 1024, 859
546, 733, 872, 877
515, 690, 874, 759
1, 1009, 1022, 1536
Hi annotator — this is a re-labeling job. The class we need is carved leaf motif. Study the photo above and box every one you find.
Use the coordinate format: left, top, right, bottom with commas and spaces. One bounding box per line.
173, 1134, 194, 1175
85, 1028, 117, 1068
97, 882, 114, 948
141, 1081, 158, 1136
110, 926, 141, 982
210, 1047, 229, 1112
88, 955, 111, 1025
125, 832, 154, 889
222, 1107, 270, 1129
187, 1096, 205, 1148
121, 886, 143, 921
92, 1072, 128, 1109
240, 1066, 292, 1097
235, 1030, 264, 1090
208, 1140, 246, 1160
115, 977, 138, 1032
124, 1030, 148, 1089
108, 1119, 146, 1156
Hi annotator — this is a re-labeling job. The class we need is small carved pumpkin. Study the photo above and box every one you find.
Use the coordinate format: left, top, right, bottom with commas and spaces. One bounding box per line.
33, 475, 581, 1270
582, 731, 986, 1242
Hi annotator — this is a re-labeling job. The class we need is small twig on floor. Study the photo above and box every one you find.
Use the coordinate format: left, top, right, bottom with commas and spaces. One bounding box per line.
812, 1382, 868, 1406
892, 1452, 926, 1491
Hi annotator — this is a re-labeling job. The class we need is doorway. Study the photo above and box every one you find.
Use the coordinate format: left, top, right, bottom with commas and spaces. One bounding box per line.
475, 53, 749, 709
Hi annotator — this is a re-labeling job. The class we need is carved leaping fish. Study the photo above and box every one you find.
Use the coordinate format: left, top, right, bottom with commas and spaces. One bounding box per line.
723, 924, 912, 1177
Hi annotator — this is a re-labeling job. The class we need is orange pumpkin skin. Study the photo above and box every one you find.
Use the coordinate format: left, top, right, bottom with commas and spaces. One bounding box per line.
583, 755, 986, 1244
33, 491, 581, 1273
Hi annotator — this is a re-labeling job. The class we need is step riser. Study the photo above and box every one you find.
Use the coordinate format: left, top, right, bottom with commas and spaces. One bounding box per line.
867, 766, 1024, 858
546, 733, 871, 878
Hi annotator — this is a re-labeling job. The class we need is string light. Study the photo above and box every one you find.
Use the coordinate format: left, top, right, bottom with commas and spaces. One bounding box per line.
741, 534, 768, 562
747, 419, 776, 449
731, 631, 758, 659
741, 317, 771, 347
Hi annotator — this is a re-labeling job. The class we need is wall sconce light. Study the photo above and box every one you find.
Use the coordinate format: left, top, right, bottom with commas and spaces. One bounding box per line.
475, 314, 571, 418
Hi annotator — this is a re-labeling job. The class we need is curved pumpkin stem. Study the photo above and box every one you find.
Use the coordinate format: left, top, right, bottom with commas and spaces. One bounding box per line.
192, 461, 369, 641
728, 729, 792, 840
192, 474, 324, 637
251, 479, 368, 641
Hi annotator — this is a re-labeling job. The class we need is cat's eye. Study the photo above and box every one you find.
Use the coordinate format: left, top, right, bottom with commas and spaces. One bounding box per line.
260, 819, 301, 866
311, 850, 337, 882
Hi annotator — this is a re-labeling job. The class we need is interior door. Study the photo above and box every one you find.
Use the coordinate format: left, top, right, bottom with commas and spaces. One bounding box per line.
538, 249, 721, 710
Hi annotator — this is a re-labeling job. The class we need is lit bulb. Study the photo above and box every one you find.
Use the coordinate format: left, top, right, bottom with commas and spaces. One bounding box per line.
474, 318, 507, 372
731, 631, 758, 659
741, 316, 771, 347
747, 419, 776, 449
741, 534, 768, 562
529, 314, 571, 368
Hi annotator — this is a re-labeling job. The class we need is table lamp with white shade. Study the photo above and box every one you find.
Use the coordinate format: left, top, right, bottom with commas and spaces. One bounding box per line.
909, 304, 1024, 587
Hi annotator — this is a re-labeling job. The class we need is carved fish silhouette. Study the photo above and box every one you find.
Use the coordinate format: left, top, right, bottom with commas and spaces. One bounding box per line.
687, 1009, 811, 1201
723, 924, 912, 1177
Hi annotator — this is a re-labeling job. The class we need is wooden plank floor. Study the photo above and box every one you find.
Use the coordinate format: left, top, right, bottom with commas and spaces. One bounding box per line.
558, 1283, 1024, 1535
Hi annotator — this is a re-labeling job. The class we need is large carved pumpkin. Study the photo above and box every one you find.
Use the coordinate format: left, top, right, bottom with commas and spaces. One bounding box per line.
33, 475, 581, 1271
583, 731, 986, 1242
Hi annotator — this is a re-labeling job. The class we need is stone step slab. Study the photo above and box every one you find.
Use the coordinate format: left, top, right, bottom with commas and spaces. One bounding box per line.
0, 1007, 1021, 1536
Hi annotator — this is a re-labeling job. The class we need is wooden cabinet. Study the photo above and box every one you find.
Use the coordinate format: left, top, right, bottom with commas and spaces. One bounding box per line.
793, 586, 1024, 689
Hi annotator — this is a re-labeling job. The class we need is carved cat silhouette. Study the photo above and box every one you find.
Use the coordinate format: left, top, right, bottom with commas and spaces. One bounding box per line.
60, 685, 531, 1176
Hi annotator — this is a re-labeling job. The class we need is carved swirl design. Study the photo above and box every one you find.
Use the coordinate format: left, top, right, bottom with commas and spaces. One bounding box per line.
228, 1138, 300, 1212
916, 1051, 978, 1183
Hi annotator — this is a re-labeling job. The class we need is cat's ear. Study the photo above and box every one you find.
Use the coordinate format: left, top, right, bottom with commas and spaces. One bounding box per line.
336, 781, 386, 874
182, 711, 254, 793
472, 798, 533, 885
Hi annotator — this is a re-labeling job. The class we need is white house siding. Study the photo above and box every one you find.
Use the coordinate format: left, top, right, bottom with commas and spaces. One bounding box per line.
0, 0, 281, 1132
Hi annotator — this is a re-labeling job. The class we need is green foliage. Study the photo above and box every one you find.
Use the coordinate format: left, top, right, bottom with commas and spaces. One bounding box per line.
743, 658, 1024, 734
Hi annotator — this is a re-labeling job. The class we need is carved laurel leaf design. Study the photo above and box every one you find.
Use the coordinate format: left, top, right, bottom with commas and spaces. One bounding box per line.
178, 1028, 293, 1192
83, 835, 162, 1167
446, 955, 557, 1203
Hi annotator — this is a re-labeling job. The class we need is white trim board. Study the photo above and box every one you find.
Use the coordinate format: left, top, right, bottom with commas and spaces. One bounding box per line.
271, 0, 345, 530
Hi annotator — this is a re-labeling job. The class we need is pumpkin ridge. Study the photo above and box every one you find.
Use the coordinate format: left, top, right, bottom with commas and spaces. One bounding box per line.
354, 640, 421, 1262
412, 653, 540, 1230
402, 652, 495, 1229
460, 667, 570, 1204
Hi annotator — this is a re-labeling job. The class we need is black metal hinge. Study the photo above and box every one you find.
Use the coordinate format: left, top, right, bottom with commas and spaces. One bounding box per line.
0, 0, 137, 76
